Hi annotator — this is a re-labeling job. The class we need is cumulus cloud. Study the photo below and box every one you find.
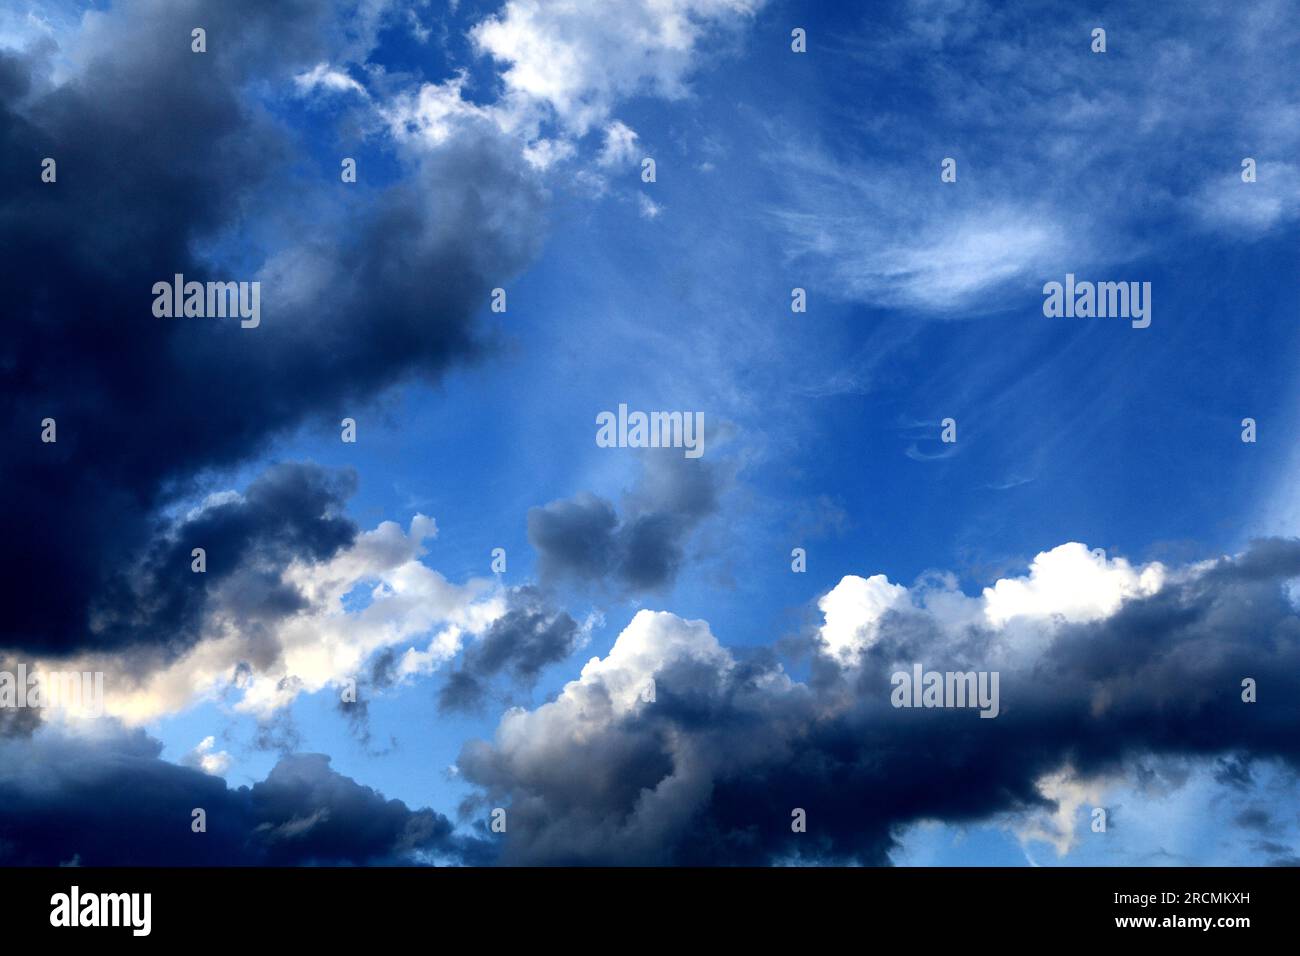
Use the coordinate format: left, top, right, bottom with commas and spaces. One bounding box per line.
181, 735, 233, 777
458, 539, 1300, 864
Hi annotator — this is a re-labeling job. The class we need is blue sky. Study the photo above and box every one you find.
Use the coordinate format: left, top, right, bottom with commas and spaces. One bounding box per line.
3, 0, 1300, 866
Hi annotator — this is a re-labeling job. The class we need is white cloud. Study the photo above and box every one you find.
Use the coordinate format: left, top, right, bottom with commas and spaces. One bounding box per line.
182, 735, 233, 777
815, 542, 1166, 667
470, 0, 763, 135
766, 4, 1300, 314
637, 193, 663, 219
381, 72, 499, 148
521, 136, 576, 170
1194, 162, 1300, 234
982, 543, 1164, 628
1010, 765, 1110, 857
769, 161, 1073, 312
597, 120, 640, 168
33, 515, 506, 726
817, 573, 909, 664
293, 62, 369, 98
373, 0, 761, 176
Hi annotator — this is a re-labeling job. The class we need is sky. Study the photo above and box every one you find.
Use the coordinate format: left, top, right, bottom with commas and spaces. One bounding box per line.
1, 0, 1299, 866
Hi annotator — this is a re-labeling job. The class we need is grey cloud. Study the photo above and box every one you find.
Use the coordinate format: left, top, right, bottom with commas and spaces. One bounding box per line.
0, 727, 489, 865
459, 539, 1300, 864
1, 0, 545, 657
439, 586, 581, 713
527, 452, 724, 594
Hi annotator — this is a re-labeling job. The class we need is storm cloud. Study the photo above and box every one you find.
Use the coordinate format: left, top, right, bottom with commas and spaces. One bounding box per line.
457, 540, 1300, 864
1, 0, 543, 656
0, 726, 489, 865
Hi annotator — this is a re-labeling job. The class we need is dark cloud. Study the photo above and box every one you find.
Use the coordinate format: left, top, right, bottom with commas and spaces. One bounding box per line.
1235, 807, 1272, 831
252, 708, 304, 757
0, 728, 489, 865
458, 539, 1300, 864
527, 453, 723, 594
92, 462, 358, 660
1, 0, 543, 656
340, 646, 402, 750
439, 586, 581, 713
337, 650, 399, 755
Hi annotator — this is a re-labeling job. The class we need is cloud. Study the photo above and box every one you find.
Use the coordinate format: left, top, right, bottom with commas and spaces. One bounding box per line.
181, 735, 232, 777
1193, 162, 1300, 234
91, 462, 359, 656
439, 586, 585, 713
767, 0, 1300, 313
597, 120, 640, 167
19, 465, 506, 726
638, 193, 663, 220
768, 155, 1073, 312
458, 539, 1300, 864
817, 574, 909, 666
0, 0, 544, 661
0, 726, 488, 865
470, 0, 763, 135
980, 543, 1164, 628
293, 61, 369, 98
527, 453, 723, 594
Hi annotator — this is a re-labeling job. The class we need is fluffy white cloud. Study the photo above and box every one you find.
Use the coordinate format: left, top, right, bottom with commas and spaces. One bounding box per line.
381, 72, 500, 147
377, 0, 762, 172
816, 542, 1166, 667
597, 120, 640, 168
182, 735, 233, 777
470, 0, 763, 135
817, 573, 909, 664
982, 543, 1165, 627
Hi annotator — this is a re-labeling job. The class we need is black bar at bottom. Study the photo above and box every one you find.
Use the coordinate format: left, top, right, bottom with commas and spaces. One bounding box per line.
0, 866, 1290, 942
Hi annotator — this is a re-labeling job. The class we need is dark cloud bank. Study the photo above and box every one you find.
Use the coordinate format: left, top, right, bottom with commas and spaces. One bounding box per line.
3, 539, 1299, 865
1, 0, 542, 658
0, 0, 535, 868
456, 539, 1300, 865
0, 729, 488, 866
